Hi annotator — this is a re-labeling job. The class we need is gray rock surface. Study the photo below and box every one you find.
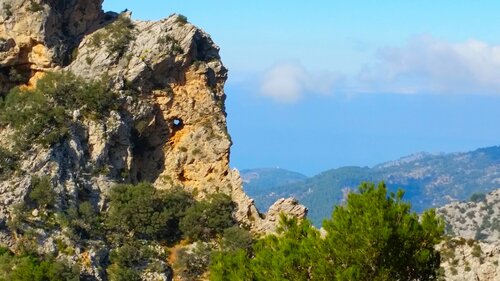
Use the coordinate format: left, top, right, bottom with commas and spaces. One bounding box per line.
1, 2, 306, 279
438, 189, 500, 280
438, 238, 500, 281
438, 189, 500, 244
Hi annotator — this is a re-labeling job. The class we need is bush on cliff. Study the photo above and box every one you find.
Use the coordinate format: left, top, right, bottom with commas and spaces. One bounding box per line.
90, 13, 135, 56
0, 85, 67, 149
179, 193, 236, 242
0, 247, 80, 281
0, 72, 118, 149
28, 176, 56, 210
0, 147, 18, 179
105, 183, 194, 241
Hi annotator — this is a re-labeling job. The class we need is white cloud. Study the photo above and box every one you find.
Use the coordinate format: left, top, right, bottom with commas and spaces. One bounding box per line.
359, 35, 500, 95
260, 61, 341, 103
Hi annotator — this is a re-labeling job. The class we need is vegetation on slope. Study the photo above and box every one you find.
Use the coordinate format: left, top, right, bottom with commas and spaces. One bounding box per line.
244, 147, 500, 226
211, 182, 445, 281
0, 247, 79, 281
3, 180, 238, 280
0, 71, 448, 280
0, 71, 118, 150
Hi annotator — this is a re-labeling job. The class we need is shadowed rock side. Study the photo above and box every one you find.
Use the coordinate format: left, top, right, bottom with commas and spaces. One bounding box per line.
0, 0, 306, 278
0, 0, 107, 93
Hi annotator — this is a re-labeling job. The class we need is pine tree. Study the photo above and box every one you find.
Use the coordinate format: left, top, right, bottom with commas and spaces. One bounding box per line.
209, 182, 444, 281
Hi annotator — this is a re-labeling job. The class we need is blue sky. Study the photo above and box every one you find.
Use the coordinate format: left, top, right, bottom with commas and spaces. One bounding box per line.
104, 1, 500, 175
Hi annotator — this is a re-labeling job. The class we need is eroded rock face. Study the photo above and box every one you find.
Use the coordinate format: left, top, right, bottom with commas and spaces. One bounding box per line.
438, 189, 500, 244
439, 238, 500, 281
437, 189, 500, 281
0, 2, 307, 278
0, 0, 106, 92
0, 0, 304, 251
257, 198, 308, 233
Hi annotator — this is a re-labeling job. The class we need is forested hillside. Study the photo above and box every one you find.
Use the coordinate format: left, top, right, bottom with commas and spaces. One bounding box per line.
243, 146, 500, 225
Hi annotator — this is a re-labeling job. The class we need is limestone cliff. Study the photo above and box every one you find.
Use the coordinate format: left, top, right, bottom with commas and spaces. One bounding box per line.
438, 189, 500, 281
0, 0, 306, 279
0, 0, 106, 92
438, 238, 500, 281
438, 189, 500, 244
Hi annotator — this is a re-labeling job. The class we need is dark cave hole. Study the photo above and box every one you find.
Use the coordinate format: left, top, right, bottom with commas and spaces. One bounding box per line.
172, 118, 183, 128
131, 128, 149, 155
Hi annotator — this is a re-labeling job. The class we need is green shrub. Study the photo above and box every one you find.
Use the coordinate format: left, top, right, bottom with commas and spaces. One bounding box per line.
66, 201, 102, 239
466, 210, 475, 219
90, 14, 135, 56
8, 68, 25, 82
174, 14, 188, 25
38, 72, 117, 119
26, 1, 44, 12
171, 44, 184, 55
0, 248, 80, 281
157, 34, 175, 45
106, 183, 193, 241
470, 192, 486, 203
0, 87, 67, 149
209, 182, 445, 281
175, 243, 211, 281
157, 35, 184, 55
2, 3, 12, 18
6, 203, 28, 233
0, 72, 118, 149
107, 264, 140, 281
220, 226, 253, 252
210, 249, 252, 281
107, 242, 143, 280
0, 147, 18, 179
472, 244, 482, 257
29, 176, 56, 209
107, 241, 163, 281
180, 193, 236, 242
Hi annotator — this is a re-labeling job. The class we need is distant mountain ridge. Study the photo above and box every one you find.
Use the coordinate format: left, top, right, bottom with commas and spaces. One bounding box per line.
242, 146, 500, 226
240, 168, 307, 199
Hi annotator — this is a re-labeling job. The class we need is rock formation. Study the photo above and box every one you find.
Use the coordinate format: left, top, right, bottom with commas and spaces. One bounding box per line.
0, 0, 306, 279
438, 189, 500, 280
438, 188, 500, 243
438, 238, 500, 281
0, 0, 107, 92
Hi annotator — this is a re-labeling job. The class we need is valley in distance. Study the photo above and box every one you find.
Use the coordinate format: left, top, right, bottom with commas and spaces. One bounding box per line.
242, 145, 500, 226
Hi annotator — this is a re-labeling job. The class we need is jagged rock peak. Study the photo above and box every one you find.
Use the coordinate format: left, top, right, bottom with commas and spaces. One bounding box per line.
0, 0, 306, 237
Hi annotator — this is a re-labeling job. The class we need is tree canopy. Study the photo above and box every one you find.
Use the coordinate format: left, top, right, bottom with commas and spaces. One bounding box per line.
210, 182, 444, 281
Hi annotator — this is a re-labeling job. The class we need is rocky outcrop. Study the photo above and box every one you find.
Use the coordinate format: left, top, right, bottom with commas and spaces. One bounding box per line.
0, 0, 108, 93
439, 238, 500, 281
438, 189, 500, 281
438, 189, 500, 244
258, 198, 308, 233
231, 174, 308, 234
0, 0, 304, 253
0, 1, 308, 279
